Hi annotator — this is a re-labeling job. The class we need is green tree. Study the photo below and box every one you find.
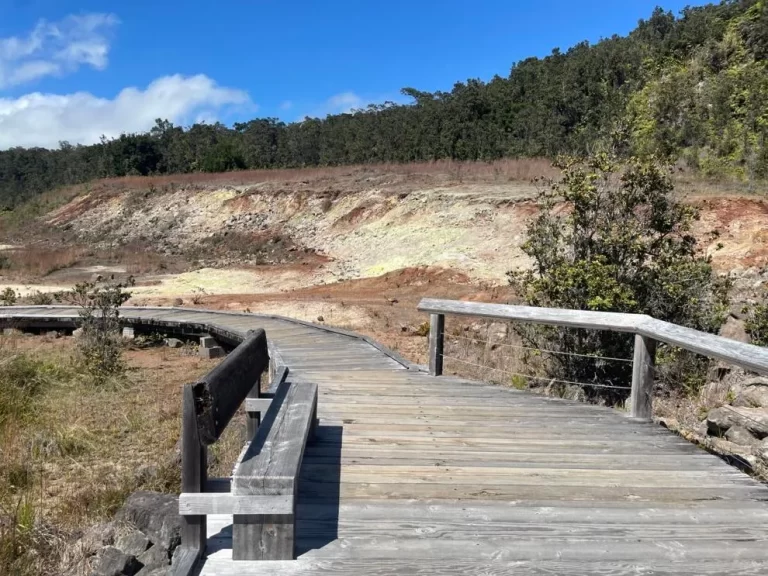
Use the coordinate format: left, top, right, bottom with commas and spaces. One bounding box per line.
508, 154, 729, 401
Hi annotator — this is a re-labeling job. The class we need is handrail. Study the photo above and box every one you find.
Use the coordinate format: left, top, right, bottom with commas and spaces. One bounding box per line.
178, 328, 270, 575
417, 298, 768, 419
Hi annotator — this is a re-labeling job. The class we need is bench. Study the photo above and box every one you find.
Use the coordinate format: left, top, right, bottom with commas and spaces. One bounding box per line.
231, 379, 318, 559
175, 328, 317, 572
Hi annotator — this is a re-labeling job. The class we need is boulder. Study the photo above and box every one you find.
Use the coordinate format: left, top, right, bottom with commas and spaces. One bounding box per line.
724, 425, 761, 447
136, 567, 170, 576
732, 385, 768, 409
707, 406, 768, 439
172, 298, 184, 307
91, 546, 142, 576
115, 492, 181, 553
115, 529, 151, 557
137, 543, 170, 568
718, 316, 750, 343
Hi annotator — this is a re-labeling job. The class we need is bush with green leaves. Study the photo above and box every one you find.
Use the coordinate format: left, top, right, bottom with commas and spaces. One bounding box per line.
746, 302, 768, 347
0, 287, 17, 306
55, 278, 134, 383
508, 154, 729, 401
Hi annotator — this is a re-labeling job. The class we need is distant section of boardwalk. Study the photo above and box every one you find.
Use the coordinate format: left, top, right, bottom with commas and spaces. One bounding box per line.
4, 306, 768, 575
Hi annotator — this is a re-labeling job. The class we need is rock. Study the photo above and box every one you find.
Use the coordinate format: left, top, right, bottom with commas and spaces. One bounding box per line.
707, 437, 758, 470
164, 338, 183, 349
115, 529, 151, 557
316, 315, 325, 322
724, 425, 761, 447
115, 492, 181, 553
91, 546, 142, 576
200, 346, 225, 359
136, 543, 171, 572
756, 438, 768, 464
172, 298, 183, 307
707, 406, 768, 439
136, 567, 170, 576
718, 316, 750, 344
732, 385, 768, 409
387, 298, 399, 305
72, 327, 84, 339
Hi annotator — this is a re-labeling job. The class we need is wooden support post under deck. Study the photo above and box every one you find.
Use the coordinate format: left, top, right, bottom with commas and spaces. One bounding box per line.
181, 384, 207, 556
631, 333, 656, 420
429, 313, 445, 376
245, 381, 260, 441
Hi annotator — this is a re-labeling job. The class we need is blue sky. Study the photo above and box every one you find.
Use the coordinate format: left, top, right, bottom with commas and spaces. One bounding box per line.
0, 0, 710, 148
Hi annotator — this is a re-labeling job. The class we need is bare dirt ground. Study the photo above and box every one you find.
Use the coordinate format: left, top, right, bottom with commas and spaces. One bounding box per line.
2, 161, 767, 363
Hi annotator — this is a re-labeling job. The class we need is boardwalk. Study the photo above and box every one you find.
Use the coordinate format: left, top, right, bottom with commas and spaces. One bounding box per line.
4, 306, 768, 575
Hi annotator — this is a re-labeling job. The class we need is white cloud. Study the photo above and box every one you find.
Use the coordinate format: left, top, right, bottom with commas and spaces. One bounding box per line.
279, 100, 293, 110
0, 13, 118, 88
0, 74, 251, 149
300, 91, 365, 119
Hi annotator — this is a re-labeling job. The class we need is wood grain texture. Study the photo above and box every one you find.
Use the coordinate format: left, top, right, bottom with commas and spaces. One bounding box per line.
179, 493, 292, 515
3, 306, 768, 576
417, 298, 768, 374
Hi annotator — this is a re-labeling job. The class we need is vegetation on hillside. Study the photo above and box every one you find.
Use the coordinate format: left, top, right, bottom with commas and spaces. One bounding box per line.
0, 0, 766, 208
509, 154, 730, 402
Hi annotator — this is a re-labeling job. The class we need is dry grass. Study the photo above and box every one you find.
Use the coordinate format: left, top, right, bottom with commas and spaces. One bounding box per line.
88, 158, 561, 190
0, 333, 226, 575
0, 246, 84, 279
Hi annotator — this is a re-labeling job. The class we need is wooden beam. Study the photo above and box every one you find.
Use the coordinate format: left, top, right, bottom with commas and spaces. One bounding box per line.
429, 313, 445, 377
192, 329, 269, 445
417, 298, 768, 375
631, 334, 656, 420
179, 493, 292, 515
232, 381, 318, 561
245, 398, 273, 414
180, 384, 206, 559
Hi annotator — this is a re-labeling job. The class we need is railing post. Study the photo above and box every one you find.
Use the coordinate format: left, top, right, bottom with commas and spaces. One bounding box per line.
181, 384, 207, 554
428, 313, 445, 376
631, 334, 656, 420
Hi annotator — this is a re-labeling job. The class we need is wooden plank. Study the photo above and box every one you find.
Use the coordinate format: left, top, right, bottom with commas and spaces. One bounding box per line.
417, 298, 768, 375
199, 558, 768, 576
181, 384, 207, 557
193, 329, 269, 445
245, 398, 273, 414
418, 298, 640, 332
179, 493, 293, 515
231, 381, 318, 561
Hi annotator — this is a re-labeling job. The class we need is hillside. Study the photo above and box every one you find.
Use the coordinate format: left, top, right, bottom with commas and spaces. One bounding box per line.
0, 0, 766, 208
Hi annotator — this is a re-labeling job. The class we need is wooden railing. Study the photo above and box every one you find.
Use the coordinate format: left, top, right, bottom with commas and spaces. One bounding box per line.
174, 328, 317, 574
418, 298, 768, 419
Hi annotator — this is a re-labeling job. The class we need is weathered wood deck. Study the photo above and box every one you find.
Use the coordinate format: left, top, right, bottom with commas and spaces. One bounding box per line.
4, 306, 768, 575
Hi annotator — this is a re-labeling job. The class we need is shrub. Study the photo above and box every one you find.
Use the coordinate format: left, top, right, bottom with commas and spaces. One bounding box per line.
0, 287, 17, 306
508, 154, 729, 402
28, 291, 54, 305
746, 302, 768, 346
55, 278, 134, 383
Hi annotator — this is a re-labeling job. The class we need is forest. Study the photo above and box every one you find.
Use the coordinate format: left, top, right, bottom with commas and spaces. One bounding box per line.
0, 0, 766, 208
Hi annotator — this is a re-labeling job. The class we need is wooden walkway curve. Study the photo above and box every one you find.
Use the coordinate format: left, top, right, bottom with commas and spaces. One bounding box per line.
3, 306, 768, 575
